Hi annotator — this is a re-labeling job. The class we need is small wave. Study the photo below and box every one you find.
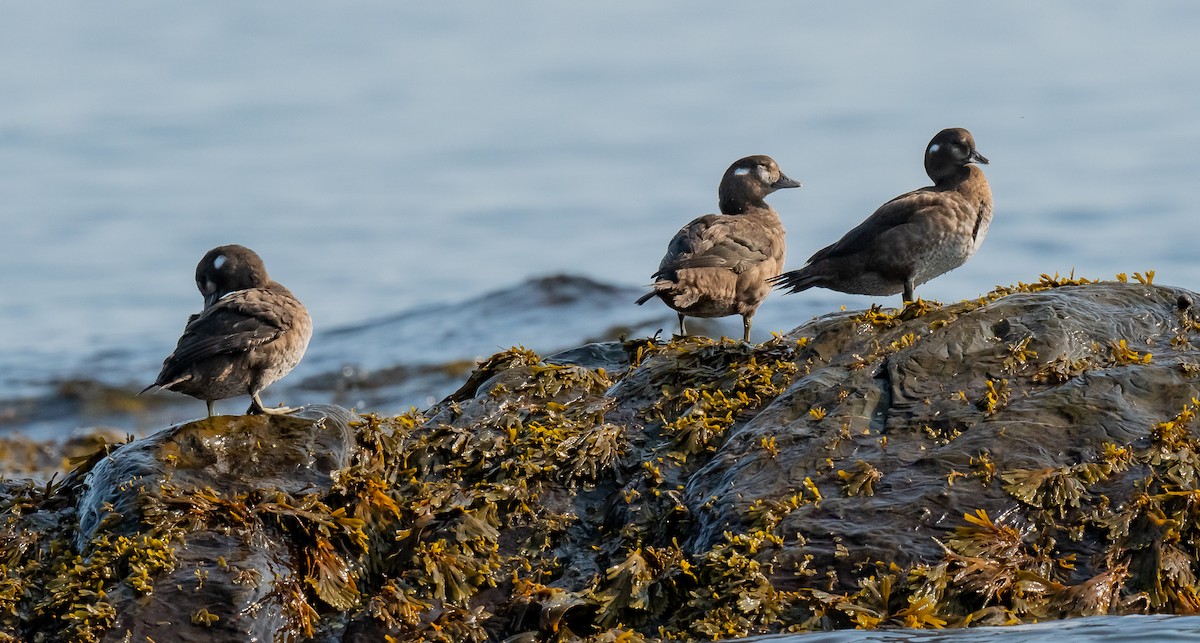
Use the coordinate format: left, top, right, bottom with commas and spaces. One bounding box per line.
0, 274, 687, 441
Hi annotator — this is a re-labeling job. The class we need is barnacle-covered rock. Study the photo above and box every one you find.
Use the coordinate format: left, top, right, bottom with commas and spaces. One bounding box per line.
7, 277, 1200, 641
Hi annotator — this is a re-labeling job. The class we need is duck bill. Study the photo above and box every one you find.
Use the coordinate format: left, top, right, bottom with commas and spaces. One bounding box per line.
969, 151, 989, 165
772, 174, 802, 189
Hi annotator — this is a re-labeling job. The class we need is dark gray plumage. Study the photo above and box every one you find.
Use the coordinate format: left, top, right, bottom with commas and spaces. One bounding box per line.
772, 128, 992, 303
636, 155, 801, 341
142, 245, 313, 417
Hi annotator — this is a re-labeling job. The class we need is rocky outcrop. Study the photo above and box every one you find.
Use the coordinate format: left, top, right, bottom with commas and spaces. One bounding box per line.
0, 406, 357, 642
4, 278, 1200, 641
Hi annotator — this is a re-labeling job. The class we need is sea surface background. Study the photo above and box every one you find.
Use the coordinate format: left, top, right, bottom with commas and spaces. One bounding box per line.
2, 3, 1200, 639
2, 2, 1199, 424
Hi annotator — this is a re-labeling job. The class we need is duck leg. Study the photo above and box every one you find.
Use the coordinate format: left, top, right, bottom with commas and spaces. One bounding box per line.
247, 391, 296, 416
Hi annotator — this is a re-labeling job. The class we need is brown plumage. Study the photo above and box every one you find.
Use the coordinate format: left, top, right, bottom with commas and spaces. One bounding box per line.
772, 128, 992, 303
636, 155, 801, 341
142, 245, 313, 417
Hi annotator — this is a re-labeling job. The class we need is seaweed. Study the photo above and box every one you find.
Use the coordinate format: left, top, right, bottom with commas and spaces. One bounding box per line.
8, 278, 1200, 640
0, 470, 183, 642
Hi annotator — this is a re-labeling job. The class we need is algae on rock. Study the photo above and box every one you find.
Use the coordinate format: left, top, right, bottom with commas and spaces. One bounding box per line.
4, 279, 1200, 641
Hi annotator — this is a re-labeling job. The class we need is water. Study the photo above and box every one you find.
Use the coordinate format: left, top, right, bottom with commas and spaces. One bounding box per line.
0, 7, 1190, 388
1, 5, 1198, 639
2, 3, 1199, 413
0, 2, 1195, 398
745, 614, 1200, 642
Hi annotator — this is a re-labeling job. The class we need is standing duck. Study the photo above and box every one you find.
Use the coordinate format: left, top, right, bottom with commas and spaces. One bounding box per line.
143, 245, 313, 417
636, 155, 801, 341
772, 128, 992, 304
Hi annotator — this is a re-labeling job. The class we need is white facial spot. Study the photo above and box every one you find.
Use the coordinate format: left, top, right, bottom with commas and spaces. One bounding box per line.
733, 167, 751, 176
202, 279, 217, 295
756, 165, 771, 183
212, 254, 226, 270
928, 143, 941, 154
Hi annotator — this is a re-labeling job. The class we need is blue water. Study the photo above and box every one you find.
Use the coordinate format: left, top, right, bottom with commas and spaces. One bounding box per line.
1, 5, 1199, 638
2, 0, 1190, 374
2, 2, 1199, 396
747, 614, 1200, 642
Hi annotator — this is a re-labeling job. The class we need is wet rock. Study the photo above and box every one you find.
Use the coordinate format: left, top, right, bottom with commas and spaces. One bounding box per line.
6, 280, 1200, 641
686, 281, 1200, 577
89, 405, 355, 642
0, 405, 355, 642
545, 341, 633, 372
77, 405, 355, 544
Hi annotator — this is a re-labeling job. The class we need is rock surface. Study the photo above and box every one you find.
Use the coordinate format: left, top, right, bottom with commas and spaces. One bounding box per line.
0, 406, 357, 642
4, 278, 1200, 641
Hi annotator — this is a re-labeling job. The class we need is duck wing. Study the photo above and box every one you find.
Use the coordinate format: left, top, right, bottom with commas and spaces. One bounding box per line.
153, 289, 291, 385
803, 187, 942, 265
654, 214, 777, 277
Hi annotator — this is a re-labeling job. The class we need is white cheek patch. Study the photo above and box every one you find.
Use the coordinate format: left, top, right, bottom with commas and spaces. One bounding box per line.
733, 167, 751, 176
928, 143, 941, 154
212, 254, 226, 270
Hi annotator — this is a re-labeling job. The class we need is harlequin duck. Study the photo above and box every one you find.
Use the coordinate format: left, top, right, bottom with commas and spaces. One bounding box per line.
636, 155, 801, 342
771, 128, 992, 304
142, 245, 313, 417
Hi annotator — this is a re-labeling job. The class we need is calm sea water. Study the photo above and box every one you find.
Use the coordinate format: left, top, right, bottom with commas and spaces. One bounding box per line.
1, 5, 1199, 639
2, 2, 1199, 401
747, 614, 1200, 642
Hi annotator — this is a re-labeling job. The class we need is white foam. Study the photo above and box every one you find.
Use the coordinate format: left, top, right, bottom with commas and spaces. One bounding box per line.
212, 254, 227, 270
